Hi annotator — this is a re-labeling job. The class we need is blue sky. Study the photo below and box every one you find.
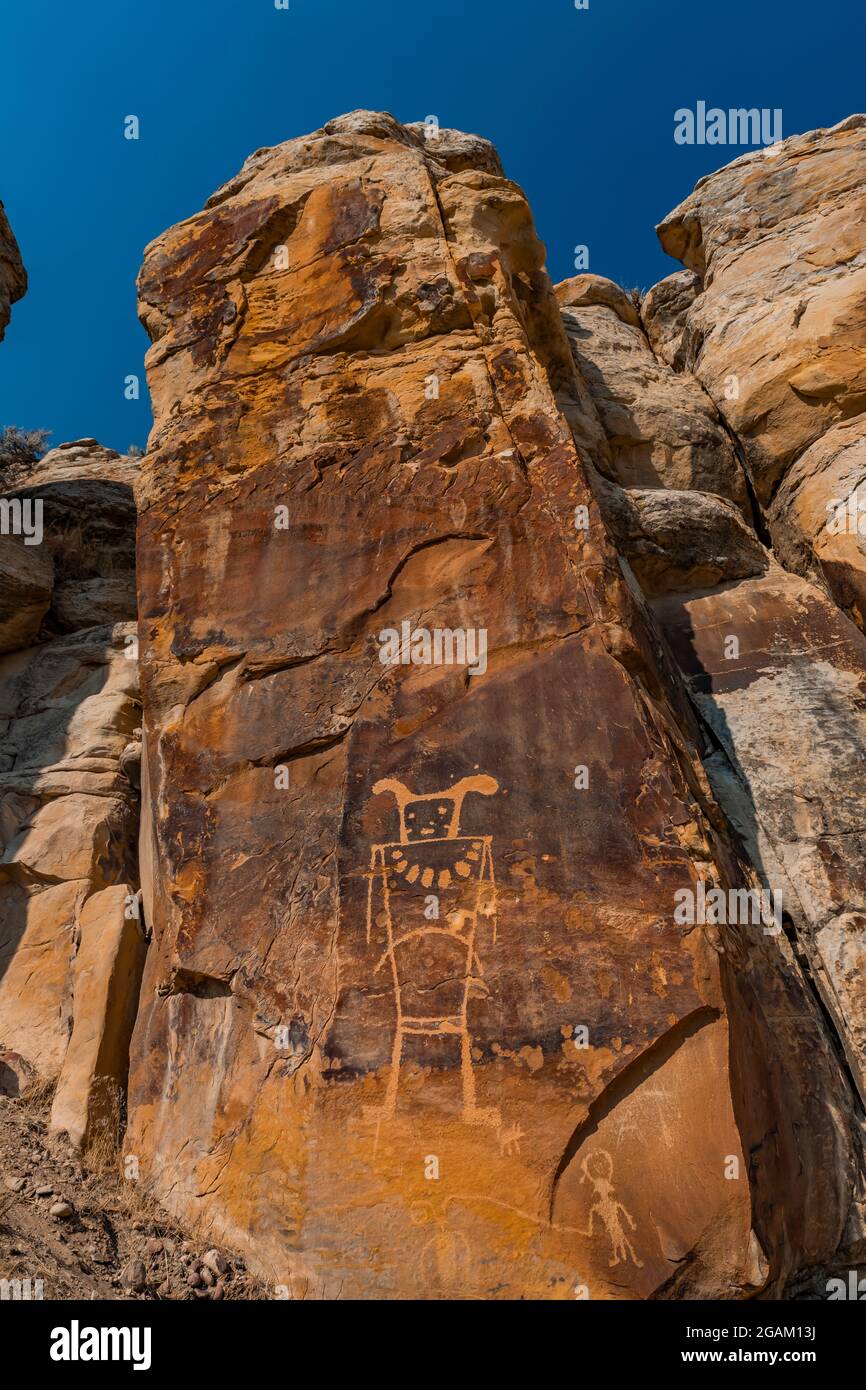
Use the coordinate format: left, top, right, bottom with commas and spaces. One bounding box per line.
1, 0, 863, 454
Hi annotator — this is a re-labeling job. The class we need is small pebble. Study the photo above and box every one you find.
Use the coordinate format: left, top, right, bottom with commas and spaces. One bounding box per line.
50, 1200, 73, 1218
202, 1248, 229, 1276
122, 1259, 147, 1292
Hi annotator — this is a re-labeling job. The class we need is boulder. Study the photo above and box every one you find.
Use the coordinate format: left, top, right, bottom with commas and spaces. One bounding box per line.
0, 1049, 34, 1097
596, 479, 768, 594
641, 270, 701, 371
21, 439, 139, 491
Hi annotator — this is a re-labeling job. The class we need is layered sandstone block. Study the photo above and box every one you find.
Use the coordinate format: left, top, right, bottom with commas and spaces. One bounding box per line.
0, 442, 141, 1088
556, 274, 749, 510
0, 623, 141, 1073
50, 883, 147, 1148
553, 272, 763, 595
654, 115, 866, 627
128, 112, 857, 1298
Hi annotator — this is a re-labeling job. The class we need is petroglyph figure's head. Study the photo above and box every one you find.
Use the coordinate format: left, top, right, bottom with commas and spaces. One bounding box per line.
580, 1149, 614, 1192
407, 798, 452, 840
372, 774, 499, 843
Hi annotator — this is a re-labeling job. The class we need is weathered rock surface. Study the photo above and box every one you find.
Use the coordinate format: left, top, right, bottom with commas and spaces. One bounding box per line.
653, 567, 866, 1107
768, 418, 866, 628
0, 226, 147, 1186
0, 434, 141, 1088
127, 110, 860, 1299
655, 115, 866, 627
556, 274, 749, 510
614, 122, 866, 1190
0, 623, 141, 1074
595, 478, 768, 594
641, 269, 701, 372
50, 883, 147, 1149
0, 200, 25, 341
23, 439, 140, 491
0, 532, 53, 653
3, 440, 138, 640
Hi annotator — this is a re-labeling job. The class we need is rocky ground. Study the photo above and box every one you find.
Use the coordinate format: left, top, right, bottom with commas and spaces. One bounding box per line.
0, 1080, 268, 1300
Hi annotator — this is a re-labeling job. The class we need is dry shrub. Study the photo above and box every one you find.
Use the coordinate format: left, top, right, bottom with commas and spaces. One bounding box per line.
21, 1072, 56, 1118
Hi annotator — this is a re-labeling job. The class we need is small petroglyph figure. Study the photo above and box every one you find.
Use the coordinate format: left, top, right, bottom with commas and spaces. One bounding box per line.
580, 1149, 643, 1269
498, 1122, 525, 1156
410, 1201, 471, 1293
367, 773, 499, 1125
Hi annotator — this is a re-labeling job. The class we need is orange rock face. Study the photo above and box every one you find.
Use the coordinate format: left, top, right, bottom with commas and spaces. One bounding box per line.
127, 113, 858, 1297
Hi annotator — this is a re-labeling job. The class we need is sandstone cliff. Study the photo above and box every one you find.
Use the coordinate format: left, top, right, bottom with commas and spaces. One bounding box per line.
124, 112, 864, 1298
2, 113, 866, 1301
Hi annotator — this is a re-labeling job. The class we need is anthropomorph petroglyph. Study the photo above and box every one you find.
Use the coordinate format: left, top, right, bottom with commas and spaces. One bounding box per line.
580, 1150, 643, 1268
366, 773, 500, 1125
410, 1201, 472, 1293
